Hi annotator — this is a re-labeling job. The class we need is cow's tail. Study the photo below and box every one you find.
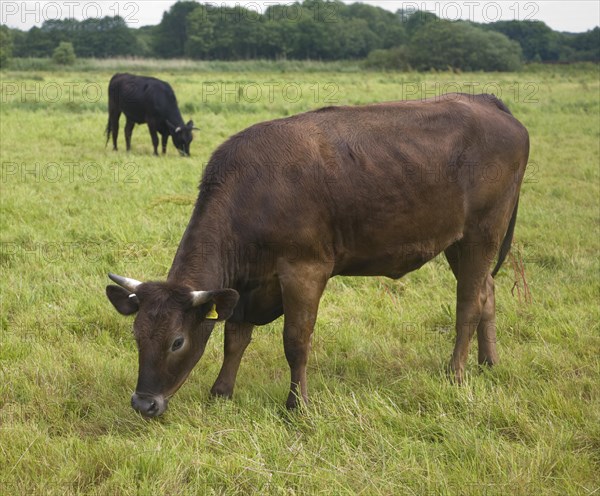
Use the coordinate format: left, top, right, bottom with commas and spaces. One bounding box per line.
491, 198, 519, 278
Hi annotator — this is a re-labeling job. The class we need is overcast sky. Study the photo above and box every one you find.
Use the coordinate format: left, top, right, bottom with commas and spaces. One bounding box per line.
2, 1, 599, 33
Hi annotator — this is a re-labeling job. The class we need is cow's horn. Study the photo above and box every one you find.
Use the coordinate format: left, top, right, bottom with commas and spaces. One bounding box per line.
190, 290, 211, 307
175, 127, 182, 133
108, 273, 142, 292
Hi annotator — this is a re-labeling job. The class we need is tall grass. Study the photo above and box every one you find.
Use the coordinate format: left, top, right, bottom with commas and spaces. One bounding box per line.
7, 56, 598, 74
6, 57, 364, 73
0, 64, 598, 494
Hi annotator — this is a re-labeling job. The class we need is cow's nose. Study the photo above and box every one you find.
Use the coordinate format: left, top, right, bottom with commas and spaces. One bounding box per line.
131, 393, 166, 417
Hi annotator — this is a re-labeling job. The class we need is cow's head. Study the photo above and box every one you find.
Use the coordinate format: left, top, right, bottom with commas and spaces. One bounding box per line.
167, 120, 197, 157
106, 273, 239, 417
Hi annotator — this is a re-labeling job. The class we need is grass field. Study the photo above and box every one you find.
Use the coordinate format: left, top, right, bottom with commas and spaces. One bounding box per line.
1, 60, 599, 495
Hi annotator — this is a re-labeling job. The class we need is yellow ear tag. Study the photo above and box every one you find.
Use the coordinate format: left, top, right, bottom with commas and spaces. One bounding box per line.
206, 304, 218, 320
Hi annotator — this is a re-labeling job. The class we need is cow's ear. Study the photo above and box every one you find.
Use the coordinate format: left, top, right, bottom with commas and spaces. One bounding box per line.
106, 285, 139, 315
209, 289, 239, 321
186, 120, 194, 128
191, 289, 239, 322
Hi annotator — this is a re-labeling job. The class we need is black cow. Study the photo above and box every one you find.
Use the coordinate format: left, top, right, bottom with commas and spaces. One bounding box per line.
106, 93, 529, 417
106, 73, 197, 156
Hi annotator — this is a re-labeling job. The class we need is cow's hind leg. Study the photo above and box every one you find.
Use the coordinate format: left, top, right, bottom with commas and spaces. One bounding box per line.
279, 261, 331, 409
110, 110, 121, 151
210, 322, 254, 398
124, 118, 135, 152
476, 275, 498, 366
445, 245, 498, 366
444, 240, 498, 383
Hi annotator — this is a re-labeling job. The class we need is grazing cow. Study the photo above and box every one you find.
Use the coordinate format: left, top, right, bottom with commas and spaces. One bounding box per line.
106, 93, 529, 417
106, 73, 197, 156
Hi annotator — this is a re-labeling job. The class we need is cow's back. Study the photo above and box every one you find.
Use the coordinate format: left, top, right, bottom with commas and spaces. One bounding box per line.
199, 93, 528, 279
108, 73, 177, 123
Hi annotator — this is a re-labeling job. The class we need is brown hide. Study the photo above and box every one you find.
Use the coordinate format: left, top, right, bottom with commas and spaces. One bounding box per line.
107, 93, 529, 415
171, 93, 528, 324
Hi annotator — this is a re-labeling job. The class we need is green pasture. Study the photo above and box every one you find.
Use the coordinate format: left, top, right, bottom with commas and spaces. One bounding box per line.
1, 61, 598, 495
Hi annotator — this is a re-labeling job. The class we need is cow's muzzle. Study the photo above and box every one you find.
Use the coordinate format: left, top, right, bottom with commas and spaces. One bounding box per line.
131, 392, 168, 418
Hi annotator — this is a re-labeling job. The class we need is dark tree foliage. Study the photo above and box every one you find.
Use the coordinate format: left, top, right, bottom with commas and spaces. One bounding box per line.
179, 0, 402, 61
13, 26, 49, 57
135, 26, 159, 58
399, 8, 438, 38
568, 26, 599, 54
555, 27, 599, 62
2, 1, 597, 69
77, 17, 139, 57
11, 16, 137, 58
345, 3, 406, 48
485, 20, 599, 62
153, 1, 199, 58
484, 20, 560, 61
409, 20, 523, 72
0, 24, 13, 67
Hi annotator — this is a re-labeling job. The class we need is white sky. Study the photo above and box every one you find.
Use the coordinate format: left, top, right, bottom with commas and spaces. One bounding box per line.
2, 1, 599, 33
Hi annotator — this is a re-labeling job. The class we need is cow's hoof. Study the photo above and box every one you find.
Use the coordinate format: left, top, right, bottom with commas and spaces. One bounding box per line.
447, 362, 465, 385
285, 393, 308, 411
478, 356, 498, 367
210, 385, 233, 399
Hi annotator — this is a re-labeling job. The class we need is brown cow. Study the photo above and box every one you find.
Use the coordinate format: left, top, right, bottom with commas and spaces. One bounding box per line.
106, 93, 529, 417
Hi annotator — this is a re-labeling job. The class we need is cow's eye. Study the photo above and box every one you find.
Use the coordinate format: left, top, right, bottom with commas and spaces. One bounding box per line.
171, 337, 184, 351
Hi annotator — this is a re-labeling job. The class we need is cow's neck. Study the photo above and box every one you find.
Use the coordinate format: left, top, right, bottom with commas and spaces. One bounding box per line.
168, 108, 185, 128
167, 195, 235, 291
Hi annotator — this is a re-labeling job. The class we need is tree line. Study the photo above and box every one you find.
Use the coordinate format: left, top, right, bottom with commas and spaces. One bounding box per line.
1, 0, 598, 71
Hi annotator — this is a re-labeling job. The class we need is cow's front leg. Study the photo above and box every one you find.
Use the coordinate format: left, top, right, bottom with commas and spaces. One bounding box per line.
148, 124, 160, 156
161, 133, 169, 155
279, 260, 331, 409
124, 118, 135, 151
210, 322, 254, 398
